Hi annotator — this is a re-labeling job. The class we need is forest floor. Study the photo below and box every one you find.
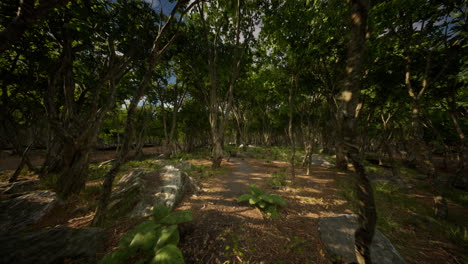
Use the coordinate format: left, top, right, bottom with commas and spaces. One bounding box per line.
0, 146, 467, 264
178, 157, 348, 264
176, 154, 468, 264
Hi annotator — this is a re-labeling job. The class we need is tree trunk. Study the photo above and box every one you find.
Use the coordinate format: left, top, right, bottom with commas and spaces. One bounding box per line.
405, 50, 448, 218
56, 144, 91, 198
289, 74, 296, 179
338, 1, 376, 263
211, 133, 224, 168
9, 144, 33, 183
449, 107, 466, 188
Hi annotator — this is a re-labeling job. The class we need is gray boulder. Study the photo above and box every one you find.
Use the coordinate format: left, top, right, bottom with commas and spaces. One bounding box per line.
0, 227, 105, 264
107, 169, 146, 219
131, 165, 193, 217
108, 164, 197, 219
310, 154, 335, 168
318, 214, 405, 264
0, 191, 64, 235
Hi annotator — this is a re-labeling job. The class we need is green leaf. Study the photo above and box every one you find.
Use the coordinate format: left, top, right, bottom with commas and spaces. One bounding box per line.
258, 201, 267, 209
119, 221, 160, 249
249, 184, 264, 196
129, 229, 158, 252
160, 210, 193, 225
155, 225, 180, 251
153, 204, 171, 221
237, 194, 252, 202
150, 244, 184, 264
99, 248, 130, 264
272, 194, 286, 206
249, 196, 260, 205
265, 206, 279, 219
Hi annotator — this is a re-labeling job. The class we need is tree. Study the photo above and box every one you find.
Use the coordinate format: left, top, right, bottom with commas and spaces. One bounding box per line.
92, 0, 198, 226
188, 0, 257, 168
337, 0, 376, 263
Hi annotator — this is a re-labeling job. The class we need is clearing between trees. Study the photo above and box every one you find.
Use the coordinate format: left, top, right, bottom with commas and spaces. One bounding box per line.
1, 146, 466, 264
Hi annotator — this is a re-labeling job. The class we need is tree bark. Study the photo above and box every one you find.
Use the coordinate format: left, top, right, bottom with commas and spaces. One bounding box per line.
338, 1, 376, 263
448, 101, 466, 188
288, 73, 296, 179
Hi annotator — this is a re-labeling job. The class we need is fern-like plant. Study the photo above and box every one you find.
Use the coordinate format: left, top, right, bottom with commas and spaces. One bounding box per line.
237, 184, 286, 218
99, 205, 192, 264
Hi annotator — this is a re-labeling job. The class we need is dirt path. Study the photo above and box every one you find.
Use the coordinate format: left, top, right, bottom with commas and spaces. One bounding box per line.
178, 158, 351, 264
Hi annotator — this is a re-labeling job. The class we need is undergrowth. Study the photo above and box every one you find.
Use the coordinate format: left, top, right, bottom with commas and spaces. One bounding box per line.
100, 205, 192, 264
238, 184, 286, 219
335, 174, 468, 261
269, 168, 288, 188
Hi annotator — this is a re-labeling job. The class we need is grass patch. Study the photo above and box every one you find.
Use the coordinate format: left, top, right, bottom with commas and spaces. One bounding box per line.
365, 164, 386, 174
269, 168, 289, 187
118, 159, 163, 176
241, 146, 305, 164
88, 164, 111, 181
170, 150, 211, 161
335, 172, 468, 261
441, 187, 468, 207
400, 167, 422, 178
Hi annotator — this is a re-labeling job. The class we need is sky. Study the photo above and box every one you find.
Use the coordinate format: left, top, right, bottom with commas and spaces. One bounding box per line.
143, 0, 176, 14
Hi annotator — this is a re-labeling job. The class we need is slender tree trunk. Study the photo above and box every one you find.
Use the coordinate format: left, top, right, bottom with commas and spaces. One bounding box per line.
405, 49, 448, 218
9, 144, 33, 182
92, 69, 150, 226
338, 1, 376, 263
288, 74, 296, 179
90, 0, 189, 219
449, 106, 466, 188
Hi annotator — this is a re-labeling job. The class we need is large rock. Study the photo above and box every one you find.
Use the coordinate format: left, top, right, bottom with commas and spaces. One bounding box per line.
311, 154, 335, 168
0, 191, 64, 235
0, 227, 105, 264
318, 214, 405, 264
108, 164, 197, 219
107, 169, 146, 219
131, 165, 193, 217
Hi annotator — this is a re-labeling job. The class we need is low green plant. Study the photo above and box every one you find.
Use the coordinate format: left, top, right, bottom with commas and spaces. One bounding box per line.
269, 168, 288, 187
89, 164, 111, 181
237, 185, 286, 219
99, 205, 192, 264
447, 225, 468, 249
365, 164, 385, 174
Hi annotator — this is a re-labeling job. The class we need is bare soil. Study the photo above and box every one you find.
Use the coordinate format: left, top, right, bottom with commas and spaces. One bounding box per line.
178, 158, 351, 264
1, 148, 467, 264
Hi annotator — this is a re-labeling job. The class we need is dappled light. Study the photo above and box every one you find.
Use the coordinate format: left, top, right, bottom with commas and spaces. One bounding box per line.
1, 0, 466, 263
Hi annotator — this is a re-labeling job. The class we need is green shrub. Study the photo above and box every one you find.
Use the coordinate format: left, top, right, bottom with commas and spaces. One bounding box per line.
238, 185, 286, 219
99, 205, 192, 264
